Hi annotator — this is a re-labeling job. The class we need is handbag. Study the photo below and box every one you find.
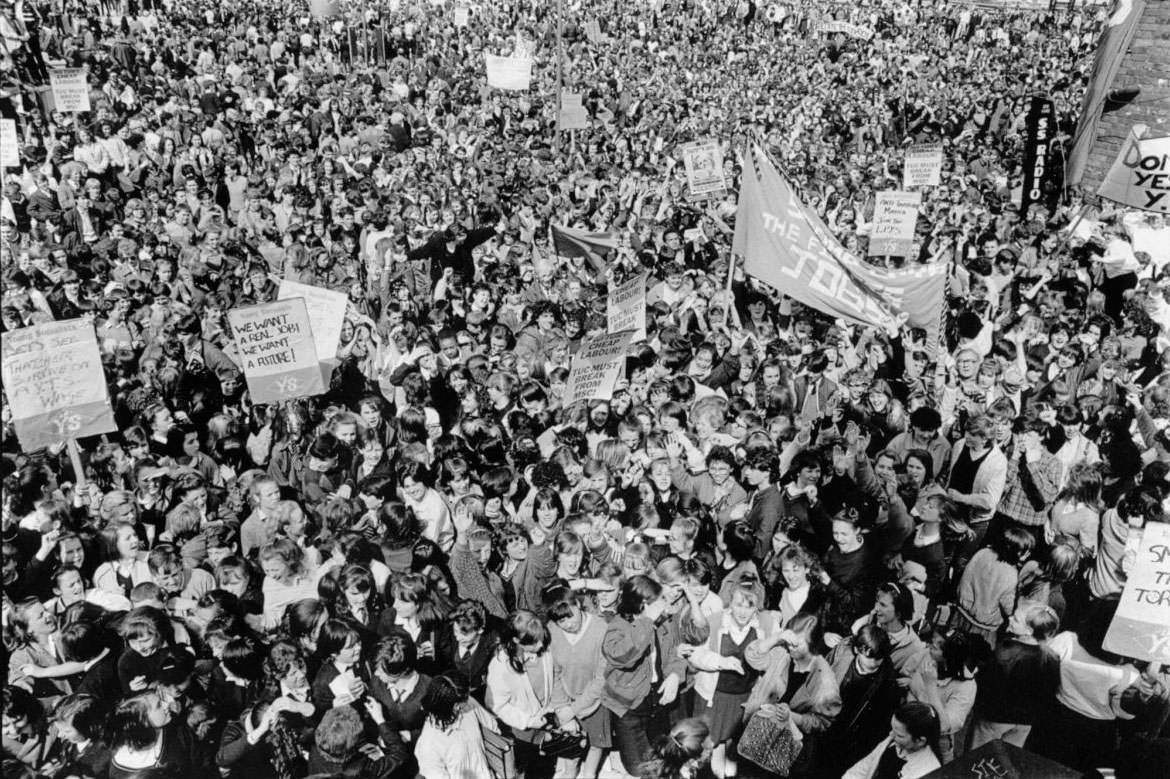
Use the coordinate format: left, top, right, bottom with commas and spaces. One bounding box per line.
737, 708, 803, 777
532, 728, 589, 760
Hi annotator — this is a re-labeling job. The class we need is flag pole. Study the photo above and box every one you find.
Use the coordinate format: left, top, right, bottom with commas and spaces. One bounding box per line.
554, 0, 564, 155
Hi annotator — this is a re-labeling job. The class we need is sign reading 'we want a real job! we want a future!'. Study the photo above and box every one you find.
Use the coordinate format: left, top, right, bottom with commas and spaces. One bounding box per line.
228, 298, 324, 403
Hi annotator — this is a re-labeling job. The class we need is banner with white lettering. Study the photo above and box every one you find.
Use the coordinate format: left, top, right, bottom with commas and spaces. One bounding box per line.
734, 145, 946, 337
1020, 96, 1057, 217
563, 330, 636, 407
0, 118, 18, 167
1, 319, 117, 449
869, 191, 921, 257
559, 91, 589, 131
228, 298, 324, 403
1103, 521, 1170, 663
1098, 126, 1170, 213
485, 53, 533, 90
903, 143, 943, 188
607, 273, 647, 341
49, 68, 91, 113
681, 140, 727, 197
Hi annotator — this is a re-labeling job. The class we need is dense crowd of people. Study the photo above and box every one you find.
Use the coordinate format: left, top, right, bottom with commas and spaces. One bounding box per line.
2, 0, 1170, 777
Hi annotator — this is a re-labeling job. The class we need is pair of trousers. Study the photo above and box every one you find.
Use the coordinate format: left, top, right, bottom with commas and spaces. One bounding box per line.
612, 696, 667, 774
968, 718, 1032, 749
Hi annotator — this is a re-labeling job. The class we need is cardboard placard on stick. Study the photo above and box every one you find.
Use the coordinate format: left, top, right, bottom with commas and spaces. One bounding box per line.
49, 68, 91, 112
484, 53, 533, 90
903, 143, 943, 187
228, 298, 324, 403
681, 140, 726, 197
0, 118, 19, 167
1103, 521, 1170, 663
559, 91, 589, 131
562, 330, 636, 407
1, 319, 117, 449
607, 273, 647, 341
868, 191, 920, 257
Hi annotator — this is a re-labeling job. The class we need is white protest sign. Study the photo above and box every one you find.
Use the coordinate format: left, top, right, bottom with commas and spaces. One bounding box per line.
0, 118, 18, 168
1098, 126, 1170, 213
868, 191, 921, 257
454, 6, 469, 26
1103, 522, 1170, 663
562, 330, 636, 407
228, 298, 324, 403
681, 140, 726, 197
584, 19, 603, 42
818, 20, 873, 41
903, 143, 943, 188
485, 53, 532, 90
559, 91, 589, 131
1, 319, 117, 449
607, 273, 647, 341
309, 0, 339, 18
49, 68, 91, 113
277, 279, 347, 361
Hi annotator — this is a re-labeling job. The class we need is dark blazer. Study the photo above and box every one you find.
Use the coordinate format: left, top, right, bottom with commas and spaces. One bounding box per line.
435, 626, 500, 702
369, 672, 433, 743
747, 484, 786, 561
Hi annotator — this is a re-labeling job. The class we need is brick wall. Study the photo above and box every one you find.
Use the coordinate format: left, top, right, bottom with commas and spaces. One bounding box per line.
1081, 0, 1170, 189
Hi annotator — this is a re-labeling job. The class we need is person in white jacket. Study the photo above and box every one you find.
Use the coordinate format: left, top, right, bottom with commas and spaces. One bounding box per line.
416, 674, 501, 779
843, 702, 942, 779
486, 610, 572, 779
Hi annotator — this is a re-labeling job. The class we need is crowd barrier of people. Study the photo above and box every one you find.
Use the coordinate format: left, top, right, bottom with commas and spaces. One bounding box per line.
1, 0, 1169, 777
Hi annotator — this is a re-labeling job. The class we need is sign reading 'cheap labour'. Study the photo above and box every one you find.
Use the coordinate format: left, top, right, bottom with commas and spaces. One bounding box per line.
1, 319, 117, 449
228, 298, 324, 403
49, 68, 91, 112
562, 330, 637, 407
1098, 126, 1170, 212
903, 143, 943, 187
607, 273, 647, 341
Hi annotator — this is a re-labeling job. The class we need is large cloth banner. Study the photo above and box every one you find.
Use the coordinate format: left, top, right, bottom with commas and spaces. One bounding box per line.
0, 118, 18, 167
1020, 96, 1058, 216
1098, 126, 1170, 212
1, 319, 117, 449
562, 330, 636, 406
1067, 0, 1146, 186
228, 298, 324, 403
903, 143, 943, 188
559, 91, 589, 131
734, 146, 946, 337
485, 54, 532, 90
49, 69, 91, 113
869, 191, 921, 257
607, 273, 648, 341
1103, 521, 1170, 663
681, 140, 727, 197
277, 279, 348, 360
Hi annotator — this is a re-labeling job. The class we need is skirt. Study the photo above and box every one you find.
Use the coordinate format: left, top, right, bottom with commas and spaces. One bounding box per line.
703, 689, 750, 744
582, 705, 612, 749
